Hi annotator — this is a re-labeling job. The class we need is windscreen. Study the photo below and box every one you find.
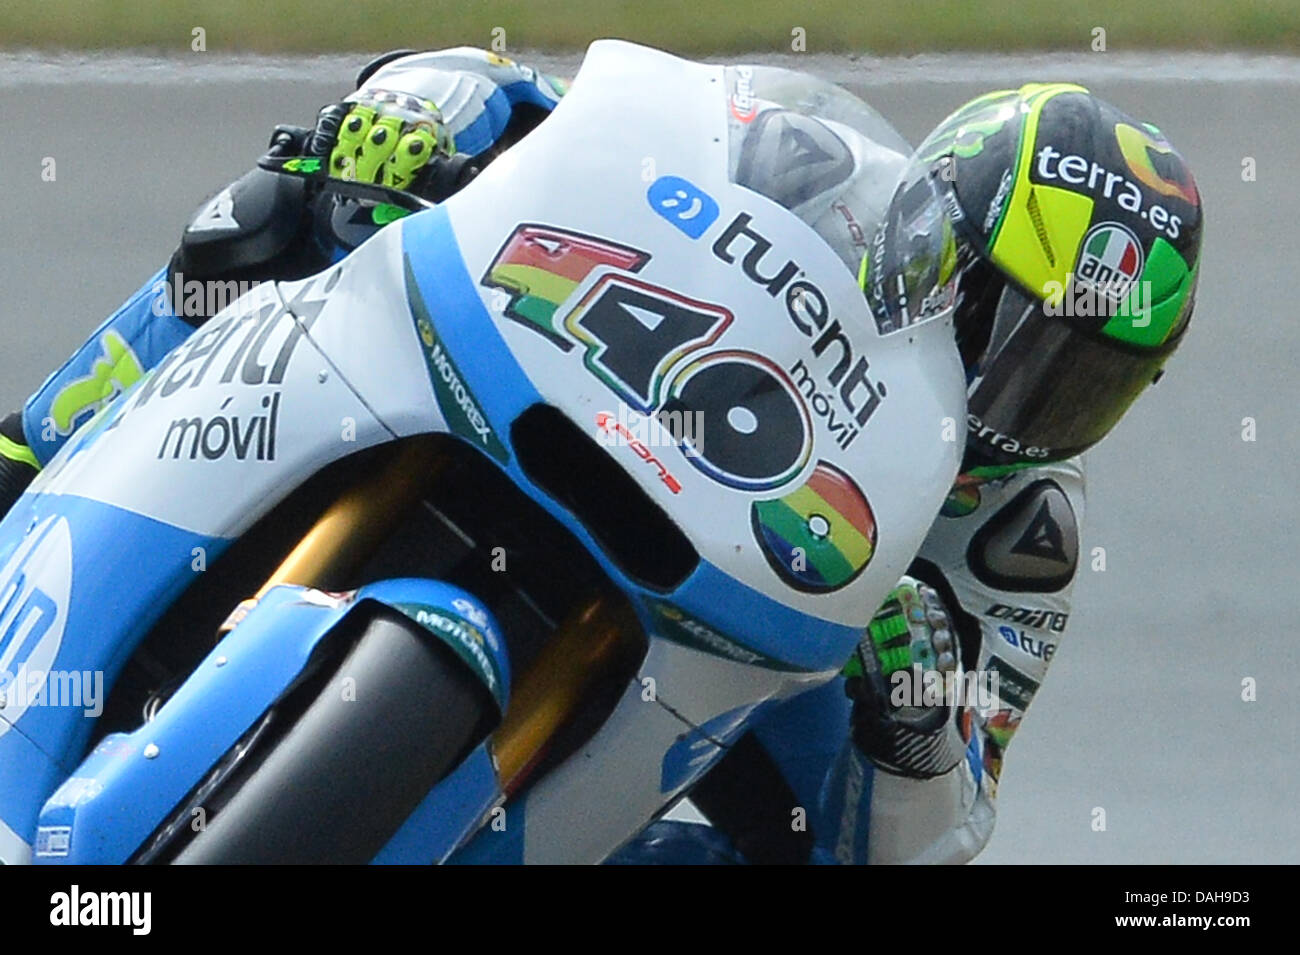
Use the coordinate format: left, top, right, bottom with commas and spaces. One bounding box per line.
723, 65, 956, 336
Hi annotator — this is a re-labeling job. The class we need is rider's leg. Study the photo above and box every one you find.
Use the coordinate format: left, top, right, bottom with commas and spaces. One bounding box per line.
19, 267, 194, 470
1, 163, 332, 517
0, 412, 39, 512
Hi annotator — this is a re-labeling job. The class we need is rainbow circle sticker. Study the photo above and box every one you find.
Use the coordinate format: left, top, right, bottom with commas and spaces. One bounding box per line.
750, 460, 877, 593
941, 482, 981, 518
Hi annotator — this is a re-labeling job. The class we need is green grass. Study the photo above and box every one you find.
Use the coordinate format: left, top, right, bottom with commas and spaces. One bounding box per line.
3, 0, 1300, 53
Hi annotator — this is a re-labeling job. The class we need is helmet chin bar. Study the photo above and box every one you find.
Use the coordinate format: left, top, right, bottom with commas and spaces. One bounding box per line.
960, 442, 1046, 479
952, 255, 1004, 371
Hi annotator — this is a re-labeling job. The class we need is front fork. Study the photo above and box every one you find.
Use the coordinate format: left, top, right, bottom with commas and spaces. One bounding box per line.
248, 435, 645, 800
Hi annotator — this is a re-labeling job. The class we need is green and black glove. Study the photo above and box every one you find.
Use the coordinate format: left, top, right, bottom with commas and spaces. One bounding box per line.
310, 90, 455, 193
843, 577, 967, 779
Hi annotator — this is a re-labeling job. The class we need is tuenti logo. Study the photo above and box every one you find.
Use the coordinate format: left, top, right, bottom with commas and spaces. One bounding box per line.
50, 885, 151, 935
647, 176, 720, 240
711, 212, 886, 447
130, 276, 330, 416
998, 625, 1057, 661
157, 393, 281, 461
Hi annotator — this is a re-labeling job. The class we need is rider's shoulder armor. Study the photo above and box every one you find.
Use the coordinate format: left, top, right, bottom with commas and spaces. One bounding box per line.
910, 458, 1086, 757
356, 47, 564, 157
177, 167, 310, 280
915, 457, 1086, 637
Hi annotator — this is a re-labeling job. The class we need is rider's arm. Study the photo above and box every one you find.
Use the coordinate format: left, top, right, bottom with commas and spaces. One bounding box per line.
827, 458, 1087, 863
353, 47, 564, 158
4, 47, 563, 484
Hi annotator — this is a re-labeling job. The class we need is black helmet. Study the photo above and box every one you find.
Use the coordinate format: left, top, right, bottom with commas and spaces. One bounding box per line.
865, 83, 1203, 470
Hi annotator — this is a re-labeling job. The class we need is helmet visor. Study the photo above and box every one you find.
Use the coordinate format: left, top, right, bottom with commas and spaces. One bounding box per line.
966, 283, 1168, 464
863, 156, 959, 335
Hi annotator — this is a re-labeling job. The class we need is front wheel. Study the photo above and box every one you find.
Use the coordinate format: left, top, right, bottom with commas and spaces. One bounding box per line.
169, 606, 495, 864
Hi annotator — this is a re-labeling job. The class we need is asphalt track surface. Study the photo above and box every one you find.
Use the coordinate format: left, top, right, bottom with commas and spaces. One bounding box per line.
1, 50, 1295, 864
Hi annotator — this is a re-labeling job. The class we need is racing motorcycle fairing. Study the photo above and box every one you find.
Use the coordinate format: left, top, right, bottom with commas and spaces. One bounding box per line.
418, 39, 965, 642
0, 40, 967, 864
0, 276, 396, 858
29, 579, 508, 864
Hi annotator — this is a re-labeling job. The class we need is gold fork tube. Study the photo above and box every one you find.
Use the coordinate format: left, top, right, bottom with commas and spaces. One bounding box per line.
491, 595, 642, 796
255, 437, 440, 597
247, 433, 640, 797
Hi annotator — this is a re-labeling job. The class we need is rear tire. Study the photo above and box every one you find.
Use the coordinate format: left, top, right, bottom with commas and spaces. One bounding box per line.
173, 606, 494, 864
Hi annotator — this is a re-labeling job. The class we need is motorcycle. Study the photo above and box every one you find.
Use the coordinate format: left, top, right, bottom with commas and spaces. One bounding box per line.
0, 40, 964, 864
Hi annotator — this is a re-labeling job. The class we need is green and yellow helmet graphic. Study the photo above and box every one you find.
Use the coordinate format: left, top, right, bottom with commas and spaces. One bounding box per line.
921, 83, 1203, 350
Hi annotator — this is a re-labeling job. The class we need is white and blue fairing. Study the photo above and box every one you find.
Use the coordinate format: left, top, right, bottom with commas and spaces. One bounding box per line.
0, 41, 965, 863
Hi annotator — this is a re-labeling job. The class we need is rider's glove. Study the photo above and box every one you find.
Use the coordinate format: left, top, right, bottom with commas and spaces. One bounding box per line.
842, 577, 968, 780
307, 90, 454, 194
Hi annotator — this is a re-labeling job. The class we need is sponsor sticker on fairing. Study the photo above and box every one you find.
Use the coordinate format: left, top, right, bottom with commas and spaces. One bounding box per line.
729, 66, 758, 123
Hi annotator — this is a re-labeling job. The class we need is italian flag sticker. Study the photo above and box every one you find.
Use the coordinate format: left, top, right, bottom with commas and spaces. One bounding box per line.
1075, 222, 1144, 299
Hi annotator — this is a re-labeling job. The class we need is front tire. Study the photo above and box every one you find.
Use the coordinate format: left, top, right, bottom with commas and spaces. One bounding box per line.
172, 606, 494, 864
